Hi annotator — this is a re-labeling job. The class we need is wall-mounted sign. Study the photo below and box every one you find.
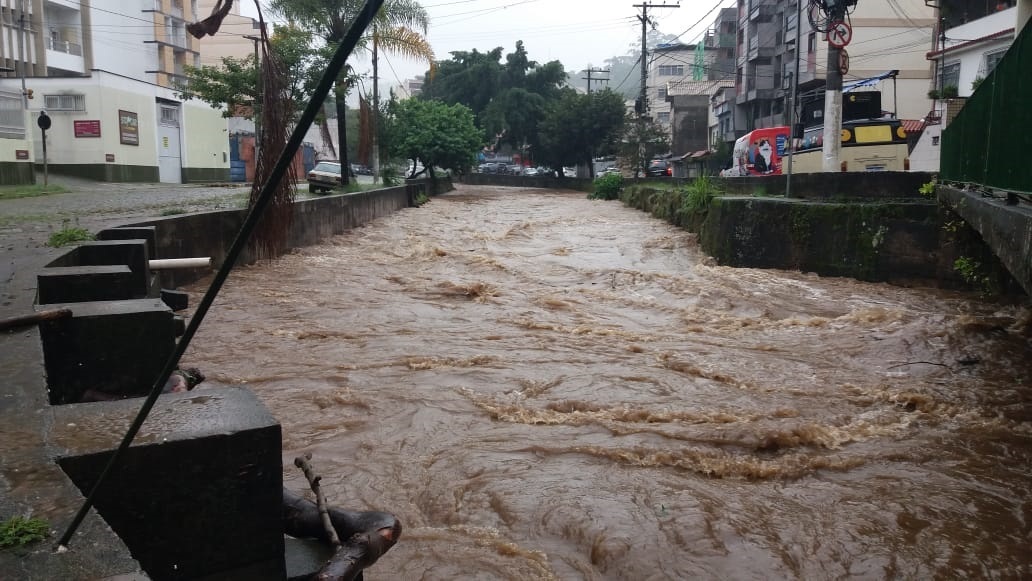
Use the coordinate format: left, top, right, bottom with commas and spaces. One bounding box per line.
105, 153, 115, 162
15, 150, 29, 160
118, 110, 139, 146
74, 120, 101, 138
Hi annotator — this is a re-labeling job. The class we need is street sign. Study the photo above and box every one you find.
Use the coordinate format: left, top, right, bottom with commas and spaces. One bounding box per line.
839, 49, 850, 75
828, 20, 852, 48
37, 110, 51, 130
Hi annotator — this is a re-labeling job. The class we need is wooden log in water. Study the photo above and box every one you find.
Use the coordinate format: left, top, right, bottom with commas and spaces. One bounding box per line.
282, 488, 401, 580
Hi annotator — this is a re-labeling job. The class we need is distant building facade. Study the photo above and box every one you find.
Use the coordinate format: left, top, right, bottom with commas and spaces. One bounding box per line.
0, 0, 228, 183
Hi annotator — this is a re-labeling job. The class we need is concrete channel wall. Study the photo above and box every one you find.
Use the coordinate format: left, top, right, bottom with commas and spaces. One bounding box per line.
0, 178, 451, 581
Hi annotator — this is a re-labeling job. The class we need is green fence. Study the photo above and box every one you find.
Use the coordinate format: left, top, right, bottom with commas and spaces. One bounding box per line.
940, 21, 1031, 193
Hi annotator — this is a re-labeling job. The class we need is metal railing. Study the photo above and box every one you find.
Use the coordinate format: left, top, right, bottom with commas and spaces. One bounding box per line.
940, 22, 1030, 193
46, 37, 83, 56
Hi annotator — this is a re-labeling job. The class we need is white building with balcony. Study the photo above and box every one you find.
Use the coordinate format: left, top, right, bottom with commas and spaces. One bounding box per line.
0, 0, 228, 183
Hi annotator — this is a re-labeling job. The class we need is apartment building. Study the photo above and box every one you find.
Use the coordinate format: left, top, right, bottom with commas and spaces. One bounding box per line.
0, 0, 228, 184
197, 0, 262, 66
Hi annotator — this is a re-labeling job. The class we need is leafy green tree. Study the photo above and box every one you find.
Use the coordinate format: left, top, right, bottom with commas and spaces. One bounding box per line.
538, 89, 626, 178
620, 116, 670, 177
269, 0, 434, 182
420, 47, 505, 123
177, 26, 319, 118
481, 88, 547, 154
385, 99, 482, 180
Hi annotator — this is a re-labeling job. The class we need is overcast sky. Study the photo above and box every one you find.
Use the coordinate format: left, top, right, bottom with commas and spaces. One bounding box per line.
242, 0, 734, 95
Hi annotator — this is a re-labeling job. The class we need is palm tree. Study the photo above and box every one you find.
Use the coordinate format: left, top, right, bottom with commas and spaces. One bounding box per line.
269, 0, 434, 183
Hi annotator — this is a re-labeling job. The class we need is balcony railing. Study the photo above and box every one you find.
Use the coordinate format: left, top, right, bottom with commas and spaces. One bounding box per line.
46, 37, 82, 56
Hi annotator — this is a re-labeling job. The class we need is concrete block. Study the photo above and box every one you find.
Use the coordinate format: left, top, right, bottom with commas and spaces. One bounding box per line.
75, 240, 152, 298
97, 226, 157, 259
52, 387, 285, 581
38, 298, 175, 405
37, 265, 136, 304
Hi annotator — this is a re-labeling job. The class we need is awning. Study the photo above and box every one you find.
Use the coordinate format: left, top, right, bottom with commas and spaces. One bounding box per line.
900, 119, 925, 134
843, 70, 898, 93
690, 150, 710, 159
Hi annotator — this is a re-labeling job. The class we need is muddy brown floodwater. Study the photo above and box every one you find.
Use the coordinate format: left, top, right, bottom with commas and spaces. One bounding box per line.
184, 185, 1032, 580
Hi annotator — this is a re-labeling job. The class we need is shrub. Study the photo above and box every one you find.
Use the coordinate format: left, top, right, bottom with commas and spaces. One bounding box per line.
681, 175, 721, 213
0, 516, 49, 548
47, 227, 94, 248
381, 164, 400, 187
919, 178, 936, 198
589, 173, 623, 200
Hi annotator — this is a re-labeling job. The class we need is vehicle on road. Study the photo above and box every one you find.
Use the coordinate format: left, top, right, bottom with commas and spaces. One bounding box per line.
646, 159, 672, 177
563, 167, 577, 178
307, 161, 354, 194
350, 163, 372, 176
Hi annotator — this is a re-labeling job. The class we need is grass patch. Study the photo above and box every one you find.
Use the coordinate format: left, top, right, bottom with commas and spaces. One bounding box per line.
0, 184, 67, 200
0, 516, 50, 548
48, 227, 94, 247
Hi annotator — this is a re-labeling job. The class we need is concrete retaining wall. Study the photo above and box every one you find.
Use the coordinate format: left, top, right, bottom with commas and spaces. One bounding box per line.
4, 179, 454, 580
938, 186, 1032, 295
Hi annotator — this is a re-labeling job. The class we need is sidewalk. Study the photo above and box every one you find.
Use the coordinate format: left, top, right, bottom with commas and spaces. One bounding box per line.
0, 174, 253, 322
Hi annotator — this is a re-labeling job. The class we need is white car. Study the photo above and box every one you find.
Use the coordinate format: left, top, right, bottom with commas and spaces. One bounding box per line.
562, 167, 577, 178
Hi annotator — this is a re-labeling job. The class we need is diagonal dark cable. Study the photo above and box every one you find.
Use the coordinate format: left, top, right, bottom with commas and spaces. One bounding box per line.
56, 0, 387, 549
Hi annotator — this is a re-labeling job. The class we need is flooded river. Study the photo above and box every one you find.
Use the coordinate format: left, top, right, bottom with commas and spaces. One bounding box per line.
184, 185, 1032, 579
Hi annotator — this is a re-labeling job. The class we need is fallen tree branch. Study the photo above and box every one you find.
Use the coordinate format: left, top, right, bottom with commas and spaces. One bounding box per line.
886, 361, 954, 373
294, 453, 341, 546
286, 461, 402, 581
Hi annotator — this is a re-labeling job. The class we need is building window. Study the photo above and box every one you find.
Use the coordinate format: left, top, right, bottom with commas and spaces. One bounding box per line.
160, 105, 180, 126
657, 111, 671, 123
808, 32, 816, 53
44, 94, 86, 111
941, 61, 960, 91
984, 49, 1006, 75
657, 86, 667, 99
0, 90, 26, 137
657, 65, 684, 76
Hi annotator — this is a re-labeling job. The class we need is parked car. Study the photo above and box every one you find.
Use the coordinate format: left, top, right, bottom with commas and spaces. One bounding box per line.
307, 161, 354, 193
602, 166, 621, 175
350, 163, 372, 176
647, 159, 672, 177
563, 167, 577, 178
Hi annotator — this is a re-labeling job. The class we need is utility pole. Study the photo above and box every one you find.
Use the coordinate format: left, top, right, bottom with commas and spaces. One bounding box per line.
821, 0, 850, 172
582, 67, 609, 94
371, 25, 380, 184
244, 31, 263, 154
18, 0, 28, 108
634, 2, 678, 176
785, 0, 802, 197
633, 2, 679, 117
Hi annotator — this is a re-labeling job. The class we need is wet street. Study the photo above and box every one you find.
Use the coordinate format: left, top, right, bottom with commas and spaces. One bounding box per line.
183, 185, 1032, 579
